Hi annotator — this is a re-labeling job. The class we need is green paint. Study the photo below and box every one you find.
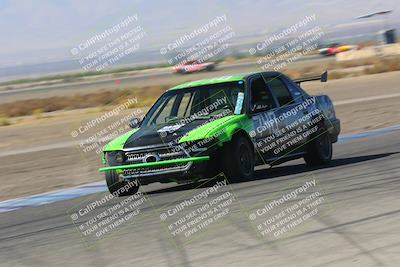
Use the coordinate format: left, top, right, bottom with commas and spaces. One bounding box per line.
101, 153, 106, 165
98, 156, 210, 172
169, 75, 246, 90
179, 114, 253, 143
103, 128, 139, 151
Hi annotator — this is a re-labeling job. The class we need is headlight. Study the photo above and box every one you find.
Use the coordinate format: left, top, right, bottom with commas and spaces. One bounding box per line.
185, 138, 218, 155
115, 151, 125, 163
106, 151, 125, 165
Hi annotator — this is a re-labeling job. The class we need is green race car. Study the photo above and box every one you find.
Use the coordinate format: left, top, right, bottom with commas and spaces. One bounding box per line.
99, 71, 340, 195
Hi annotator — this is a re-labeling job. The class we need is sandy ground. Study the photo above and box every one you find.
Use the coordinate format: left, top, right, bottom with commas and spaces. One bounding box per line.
0, 71, 399, 201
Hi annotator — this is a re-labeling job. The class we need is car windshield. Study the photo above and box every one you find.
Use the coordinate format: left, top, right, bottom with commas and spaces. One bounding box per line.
141, 81, 245, 127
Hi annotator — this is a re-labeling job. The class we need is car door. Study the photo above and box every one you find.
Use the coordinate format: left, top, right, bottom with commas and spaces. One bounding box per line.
248, 74, 280, 163
262, 74, 308, 160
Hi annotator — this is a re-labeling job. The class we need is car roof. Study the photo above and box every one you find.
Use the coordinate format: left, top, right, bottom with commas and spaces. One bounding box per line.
169, 75, 246, 90
168, 71, 282, 90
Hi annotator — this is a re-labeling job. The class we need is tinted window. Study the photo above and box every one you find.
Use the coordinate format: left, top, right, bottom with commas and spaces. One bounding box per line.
283, 77, 309, 102
250, 76, 275, 111
265, 77, 294, 106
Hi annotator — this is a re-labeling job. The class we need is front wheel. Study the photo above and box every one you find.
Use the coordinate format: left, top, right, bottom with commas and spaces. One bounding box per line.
105, 170, 139, 196
206, 64, 215, 71
304, 129, 332, 166
221, 135, 254, 183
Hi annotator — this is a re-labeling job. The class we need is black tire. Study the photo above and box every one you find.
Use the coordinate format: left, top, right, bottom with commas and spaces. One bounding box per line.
221, 135, 254, 183
177, 68, 187, 74
105, 170, 139, 196
304, 128, 332, 166
206, 64, 215, 71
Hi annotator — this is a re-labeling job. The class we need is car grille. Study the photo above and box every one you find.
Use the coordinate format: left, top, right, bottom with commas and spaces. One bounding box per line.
121, 145, 191, 178
124, 145, 188, 164
123, 162, 190, 177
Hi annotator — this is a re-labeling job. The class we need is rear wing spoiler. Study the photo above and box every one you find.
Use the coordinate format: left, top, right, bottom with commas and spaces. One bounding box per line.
294, 71, 328, 85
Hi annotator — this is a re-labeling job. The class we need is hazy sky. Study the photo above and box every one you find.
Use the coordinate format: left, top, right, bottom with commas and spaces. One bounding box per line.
0, 0, 398, 65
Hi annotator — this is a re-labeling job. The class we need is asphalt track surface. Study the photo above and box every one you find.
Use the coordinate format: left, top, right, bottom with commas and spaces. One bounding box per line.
0, 129, 399, 266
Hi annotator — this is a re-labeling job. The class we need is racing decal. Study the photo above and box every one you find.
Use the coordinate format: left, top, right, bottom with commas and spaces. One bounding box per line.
157, 124, 184, 134
234, 92, 245, 115
252, 111, 279, 139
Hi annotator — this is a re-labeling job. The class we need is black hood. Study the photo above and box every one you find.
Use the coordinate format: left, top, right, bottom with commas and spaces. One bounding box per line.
123, 119, 207, 148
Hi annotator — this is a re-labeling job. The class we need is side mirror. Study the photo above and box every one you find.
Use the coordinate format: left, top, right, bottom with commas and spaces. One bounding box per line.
252, 101, 271, 113
129, 117, 141, 129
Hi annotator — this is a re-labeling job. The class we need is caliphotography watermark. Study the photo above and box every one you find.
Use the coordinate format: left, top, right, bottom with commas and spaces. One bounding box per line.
154, 91, 237, 161
246, 175, 328, 240
250, 95, 333, 165
70, 97, 144, 155
160, 14, 235, 72
70, 14, 147, 72
157, 174, 238, 245
68, 180, 149, 245
248, 14, 325, 72
156, 95, 228, 138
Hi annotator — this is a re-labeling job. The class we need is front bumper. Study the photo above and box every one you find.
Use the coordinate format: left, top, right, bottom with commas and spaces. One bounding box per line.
329, 118, 341, 143
99, 156, 209, 172
99, 156, 210, 184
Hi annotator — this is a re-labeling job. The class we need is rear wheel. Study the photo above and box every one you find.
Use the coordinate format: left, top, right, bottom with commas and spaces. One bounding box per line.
105, 170, 139, 196
221, 135, 254, 183
304, 129, 332, 166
